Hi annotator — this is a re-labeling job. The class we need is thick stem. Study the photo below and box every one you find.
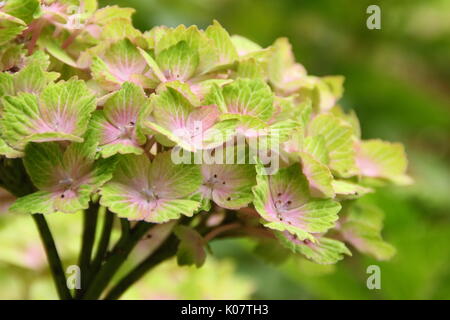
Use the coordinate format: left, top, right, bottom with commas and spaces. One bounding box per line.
82, 221, 153, 300
32, 214, 72, 300
76, 202, 99, 297
104, 235, 180, 300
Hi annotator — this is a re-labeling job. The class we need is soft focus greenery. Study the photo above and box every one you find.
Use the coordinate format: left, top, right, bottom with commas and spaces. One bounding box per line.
1, 0, 449, 299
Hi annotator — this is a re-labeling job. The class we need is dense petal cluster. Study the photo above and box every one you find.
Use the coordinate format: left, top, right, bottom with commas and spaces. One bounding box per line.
0, 0, 410, 264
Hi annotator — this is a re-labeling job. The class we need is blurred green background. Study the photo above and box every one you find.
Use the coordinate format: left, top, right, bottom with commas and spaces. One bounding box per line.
1, 0, 449, 299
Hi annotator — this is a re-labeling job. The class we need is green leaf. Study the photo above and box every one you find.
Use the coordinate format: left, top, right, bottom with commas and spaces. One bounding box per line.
91, 82, 149, 158
211, 78, 274, 121
156, 41, 199, 81
0, 19, 25, 46
340, 202, 396, 261
308, 113, 357, 177
300, 151, 335, 198
0, 136, 22, 158
252, 165, 340, 241
231, 35, 263, 56
92, 5, 135, 24
91, 39, 148, 91
175, 225, 206, 268
268, 38, 307, 94
138, 47, 166, 83
41, 37, 78, 68
10, 138, 116, 214
235, 58, 265, 79
1, 79, 96, 150
199, 163, 256, 210
145, 87, 235, 152
277, 231, 351, 264
205, 20, 238, 67
356, 139, 411, 185
332, 180, 373, 199
100, 152, 202, 223
155, 25, 217, 74
3, 0, 40, 24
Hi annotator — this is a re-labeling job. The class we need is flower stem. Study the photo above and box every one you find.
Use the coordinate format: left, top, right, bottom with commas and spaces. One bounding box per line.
104, 235, 180, 300
90, 208, 114, 276
82, 221, 153, 300
76, 202, 99, 298
32, 214, 72, 300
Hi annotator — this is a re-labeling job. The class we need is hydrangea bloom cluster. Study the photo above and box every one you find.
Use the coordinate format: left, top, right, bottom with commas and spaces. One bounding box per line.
0, 0, 410, 296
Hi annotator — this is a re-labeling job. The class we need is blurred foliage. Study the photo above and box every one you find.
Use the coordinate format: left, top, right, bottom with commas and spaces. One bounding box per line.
1, 0, 449, 299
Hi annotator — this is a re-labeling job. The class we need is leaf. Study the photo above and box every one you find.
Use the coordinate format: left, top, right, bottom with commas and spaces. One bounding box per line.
299, 151, 335, 198
91, 39, 148, 91
155, 25, 217, 74
2, 0, 40, 24
91, 82, 149, 158
199, 164, 256, 210
98, 18, 143, 43
156, 40, 199, 81
355, 139, 411, 184
0, 136, 22, 158
308, 113, 357, 177
231, 35, 263, 57
138, 47, 166, 83
42, 37, 78, 68
144, 87, 235, 151
252, 165, 340, 241
206, 78, 274, 122
276, 231, 351, 264
1, 79, 96, 150
10, 139, 116, 214
268, 38, 307, 94
205, 20, 238, 67
0, 19, 25, 46
174, 225, 206, 268
13, 62, 59, 95
92, 5, 135, 25
100, 152, 202, 223
0, 51, 58, 98
340, 202, 396, 260
332, 180, 373, 199
235, 58, 265, 79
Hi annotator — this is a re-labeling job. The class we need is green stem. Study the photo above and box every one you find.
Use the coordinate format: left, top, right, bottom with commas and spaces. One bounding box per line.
82, 221, 153, 300
104, 235, 180, 300
90, 208, 114, 276
32, 214, 72, 300
76, 202, 99, 298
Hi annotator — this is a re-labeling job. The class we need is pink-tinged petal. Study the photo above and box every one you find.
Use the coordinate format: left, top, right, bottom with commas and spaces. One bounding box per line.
93, 83, 149, 156
187, 105, 221, 132
107, 60, 146, 83
15, 140, 116, 214
100, 153, 202, 223
149, 88, 228, 151
355, 142, 380, 177
96, 115, 141, 150
253, 165, 340, 237
200, 164, 255, 209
